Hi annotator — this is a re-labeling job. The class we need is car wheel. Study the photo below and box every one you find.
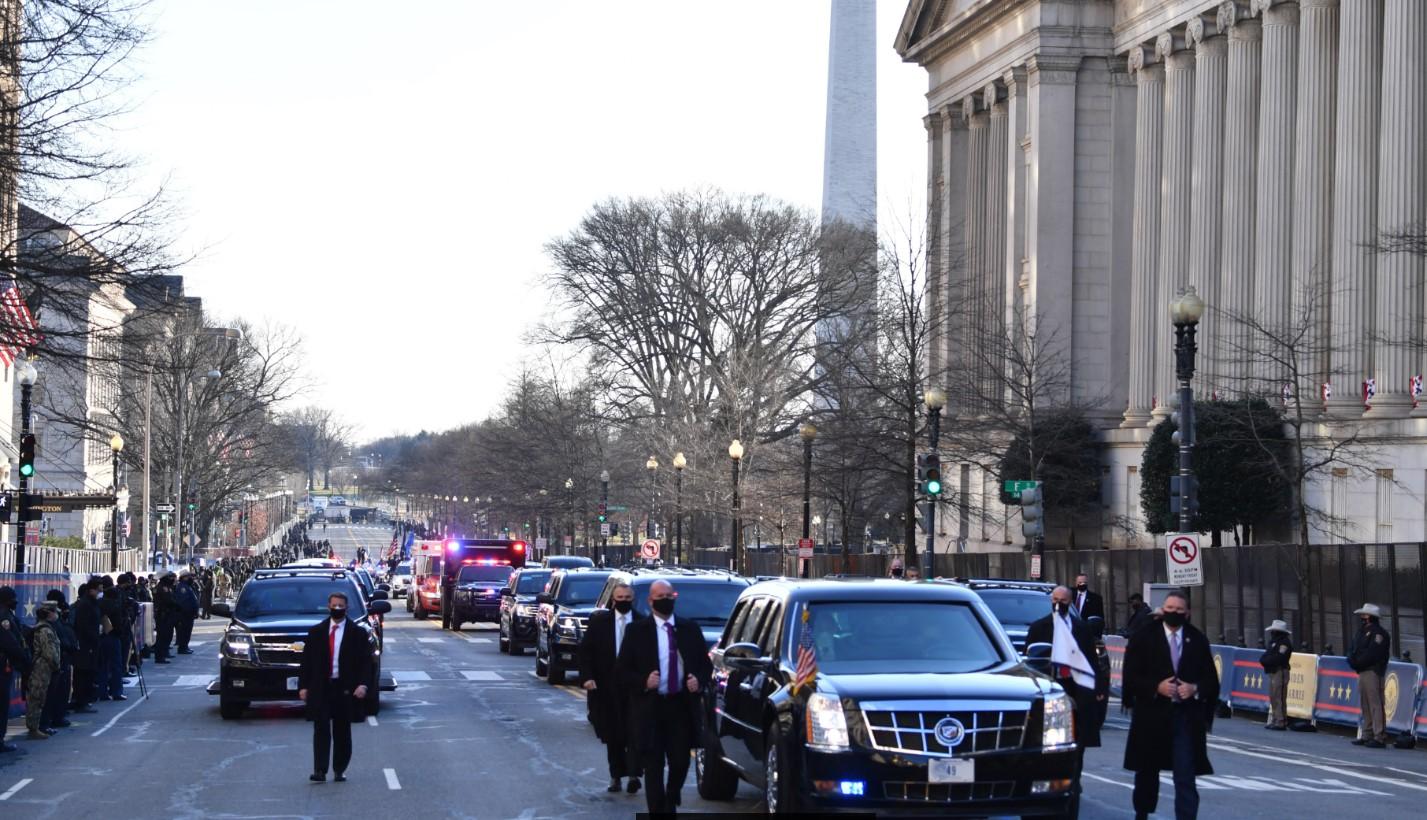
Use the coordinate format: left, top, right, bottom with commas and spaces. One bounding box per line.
498, 624, 511, 653
764, 722, 801, 814
219, 698, 246, 720
695, 746, 739, 801
534, 644, 548, 677
413, 600, 427, 620
405, 595, 413, 613
452, 620, 462, 631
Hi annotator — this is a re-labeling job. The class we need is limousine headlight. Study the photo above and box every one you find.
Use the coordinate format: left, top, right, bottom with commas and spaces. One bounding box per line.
1041, 691, 1076, 752
806, 692, 850, 752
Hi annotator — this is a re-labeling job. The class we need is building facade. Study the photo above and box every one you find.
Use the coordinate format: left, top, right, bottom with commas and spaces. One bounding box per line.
898, 0, 1427, 548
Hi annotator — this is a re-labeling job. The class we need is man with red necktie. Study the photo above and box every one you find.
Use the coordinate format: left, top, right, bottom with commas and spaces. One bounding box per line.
299, 592, 372, 783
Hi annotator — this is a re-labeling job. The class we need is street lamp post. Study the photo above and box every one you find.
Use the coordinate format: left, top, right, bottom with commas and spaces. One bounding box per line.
564, 478, 574, 552
110, 434, 125, 571
14, 360, 38, 572
645, 455, 659, 540
672, 453, 686, 565
1170, 286, 1206, 534
799, 422, 817, 578
729, 440, 744, 575
599, 470, 610, 566
923, 387, 947, 576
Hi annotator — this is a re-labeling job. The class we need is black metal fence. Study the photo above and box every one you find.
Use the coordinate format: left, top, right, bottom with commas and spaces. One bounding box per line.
553, 540, 1426, 665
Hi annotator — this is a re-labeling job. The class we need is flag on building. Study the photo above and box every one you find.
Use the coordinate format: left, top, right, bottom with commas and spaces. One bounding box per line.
1363, 377, 1377, 409
1320, 382, 1332, 403
791, 604, 818, 695
1411, 374, 1423, 408
0, 274, 43, 366
1281, 383, 1292, 404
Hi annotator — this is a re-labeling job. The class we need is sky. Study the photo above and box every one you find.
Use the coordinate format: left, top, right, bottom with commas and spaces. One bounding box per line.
116, 0, 929, 439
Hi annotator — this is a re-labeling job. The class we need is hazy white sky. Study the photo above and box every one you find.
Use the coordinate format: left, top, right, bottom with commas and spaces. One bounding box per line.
118, 0, 928, 439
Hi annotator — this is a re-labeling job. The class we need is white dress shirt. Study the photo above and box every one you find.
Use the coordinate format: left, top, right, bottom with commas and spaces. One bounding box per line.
614, 610, 631, 656
329, 618, 345, 679
653, 613, 683, 693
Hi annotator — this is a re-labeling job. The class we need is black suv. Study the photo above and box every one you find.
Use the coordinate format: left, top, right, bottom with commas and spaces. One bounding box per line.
208, 568, 396, 720
946, 579, 1055, 655
593, 566, 750, 650
534, 568, 614, 684
447, 562, 517, 630
696, 579, 1079, 816
498, 567, 552, 654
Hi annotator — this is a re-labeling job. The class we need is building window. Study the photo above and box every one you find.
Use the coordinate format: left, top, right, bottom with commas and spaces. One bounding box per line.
1331, 468, 1348, 544
1375, 469, 1393, 543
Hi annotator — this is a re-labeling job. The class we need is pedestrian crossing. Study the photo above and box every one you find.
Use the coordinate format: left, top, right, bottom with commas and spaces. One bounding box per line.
163, 669, 511, 686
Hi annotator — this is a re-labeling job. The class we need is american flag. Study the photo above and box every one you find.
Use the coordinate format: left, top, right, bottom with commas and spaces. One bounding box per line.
791, 605, 818, 695
1320, 382, 1332, 402
1363, 377, 1377, 408
1411, 375, 1423, 408
0, 274, 42, 366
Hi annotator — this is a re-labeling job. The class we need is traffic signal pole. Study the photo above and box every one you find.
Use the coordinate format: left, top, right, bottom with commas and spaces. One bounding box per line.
923, 404, 943, 576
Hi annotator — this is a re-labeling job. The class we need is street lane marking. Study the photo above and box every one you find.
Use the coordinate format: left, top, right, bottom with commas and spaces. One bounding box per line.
0, 779, 33, 801
1082, 773, 1132, 790
383, 768, 401, 790
460, 670, 502, 681
417, 638, 444, 643
366, 716, 378, 727
92, 694, 148, 737
1085, 771, 1392, 796
173, 675, 212, 687
392, 671, 431, 681
1204, 741, 1426, 793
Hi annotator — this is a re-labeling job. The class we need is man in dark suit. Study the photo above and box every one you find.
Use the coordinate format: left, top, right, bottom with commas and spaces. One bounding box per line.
1027, 586, 1107, 818
1071, 573, 1104, 622
299, 592, 372, 783
617, 580, 713, 815
579, 583, 644, 794
1122, 590, 1218, 820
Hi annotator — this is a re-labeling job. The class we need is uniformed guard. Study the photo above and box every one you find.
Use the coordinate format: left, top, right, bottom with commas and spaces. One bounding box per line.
1258, 619, 1293, 730
1346, 603, 1392, 748
25, 603, 62, 740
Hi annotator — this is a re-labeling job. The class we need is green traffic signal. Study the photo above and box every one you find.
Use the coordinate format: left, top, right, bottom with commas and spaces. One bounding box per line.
925, 477, 942, 496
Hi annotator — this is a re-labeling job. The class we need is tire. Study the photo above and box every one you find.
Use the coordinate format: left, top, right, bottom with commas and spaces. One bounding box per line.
413, 599, 428, 620
219, 698, 246, 720
696, 746, 740, 801
547, 654, 565, 685
764, 722, 802, 814
535, 644, 549, 677
405, 594, 413, 613
498, 623, 511, 653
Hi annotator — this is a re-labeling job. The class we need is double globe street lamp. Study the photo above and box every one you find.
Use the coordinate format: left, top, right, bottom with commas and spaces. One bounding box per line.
110, 434, 125, 571
1170, 286, 1206, 534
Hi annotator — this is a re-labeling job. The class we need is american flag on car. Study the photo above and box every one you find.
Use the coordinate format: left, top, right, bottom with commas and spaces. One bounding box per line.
792, 604, 818, 695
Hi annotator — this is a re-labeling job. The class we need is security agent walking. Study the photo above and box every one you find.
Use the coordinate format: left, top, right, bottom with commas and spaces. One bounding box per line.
298, 592, 372, 782
1071, 573, 1105, 621
1259, 619, 1293, 730
578, 582, 644, 794
617, 580, 713, 815
1121, 590, 1219, 820
1026, 586, 1107, 816
1347, 603, 1392, 748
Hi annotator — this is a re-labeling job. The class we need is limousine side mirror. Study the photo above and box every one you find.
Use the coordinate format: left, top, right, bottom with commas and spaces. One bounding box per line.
1025, 642, 1053, 676
368, 600, 393, 616
723, 641, 771, 672
210, 602, 232, 618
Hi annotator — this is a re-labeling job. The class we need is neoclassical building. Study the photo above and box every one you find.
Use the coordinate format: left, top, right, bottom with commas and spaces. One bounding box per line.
897, 0, 1427, 548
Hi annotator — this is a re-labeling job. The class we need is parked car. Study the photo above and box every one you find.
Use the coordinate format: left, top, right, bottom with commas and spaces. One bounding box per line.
696, 578, 1078, 816
534, 568, 614, 684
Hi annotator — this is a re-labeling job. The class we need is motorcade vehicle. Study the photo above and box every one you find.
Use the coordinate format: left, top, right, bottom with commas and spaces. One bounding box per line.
408, 540, 446, 619
208, 568, 396, 720
696, 578, 1078, 816
284, 558, 342, 569
593, 566, 750, 650
534, 568, 614, 684
946, 579, 1055, 655
389, 561, 413, 599
498, 567, 553, 654
438, 539, 528, 630
544, 555, 595, 570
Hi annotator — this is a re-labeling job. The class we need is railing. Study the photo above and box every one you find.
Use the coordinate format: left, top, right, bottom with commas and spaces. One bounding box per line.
0, 541, 147, 576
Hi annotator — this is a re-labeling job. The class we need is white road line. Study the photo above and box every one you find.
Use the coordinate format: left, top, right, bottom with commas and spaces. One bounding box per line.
1082, 773, 1133, 790
1206, 740, 1427, 793
383, 768, 401, 790
460, 670, 502, 681
173, 675, 212, 687
92, 694, 148, 737
366, 715, 378, 727
391, 670, 431, 681
0, 779, 33, 801
417, 638, 444, 643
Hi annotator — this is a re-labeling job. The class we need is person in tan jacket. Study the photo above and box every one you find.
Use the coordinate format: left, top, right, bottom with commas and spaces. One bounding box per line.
26, 603, 62, 740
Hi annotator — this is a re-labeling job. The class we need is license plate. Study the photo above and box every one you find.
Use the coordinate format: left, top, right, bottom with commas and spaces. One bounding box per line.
286, 677, 299, 691
928, 758, 975, 784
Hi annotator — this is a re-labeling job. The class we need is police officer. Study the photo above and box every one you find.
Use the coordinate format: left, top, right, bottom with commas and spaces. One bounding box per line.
1259, 619, 1293, 731
1347, 603, 1391, 748
0, 586, 32, 753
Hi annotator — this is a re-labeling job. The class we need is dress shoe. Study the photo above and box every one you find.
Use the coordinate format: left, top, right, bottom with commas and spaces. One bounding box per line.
1265, 724, 1286, 731
1351, 738, 1368, 746
0, 742, 21, 753
309, 773, 325, 782
626, 777, 641, 794
111, 694, 128, 701
607, 779, 621, 793
334, 773, 347, 783
155, 659, 171, 664
178, 649, 194, 655
26, 730, 49, 740
1364, 740, 1386, 748
52, 719, 72, 728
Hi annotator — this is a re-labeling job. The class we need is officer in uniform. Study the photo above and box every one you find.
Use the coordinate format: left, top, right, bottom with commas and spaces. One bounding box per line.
1258, 619, 1293, 730
1347, 603, 1391, 748
0, 586, 32, 753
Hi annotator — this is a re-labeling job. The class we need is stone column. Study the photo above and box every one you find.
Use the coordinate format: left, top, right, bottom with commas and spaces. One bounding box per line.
1156, 32, 1195, 416
1218, 4, 1261, 395
1188, 18, 1228, 393
1123, 46, 1165, 427
941, 103, 968, 389
1003, 66, 1029, 320
925, 110, 945, 382
1252, 0, 1299, 387
1371, 0, 1426, 417
985, 83, 1009, 405
1327, 0, 1380, 414
964, 98, 990, 412
1291, 0, 1339, 399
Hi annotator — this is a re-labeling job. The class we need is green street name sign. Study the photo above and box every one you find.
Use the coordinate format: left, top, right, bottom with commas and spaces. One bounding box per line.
1003, 480, 1040, 499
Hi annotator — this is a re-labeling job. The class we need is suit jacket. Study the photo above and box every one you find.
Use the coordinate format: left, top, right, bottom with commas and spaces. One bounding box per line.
71, 596, 102, 670
1072, 589, 1105, 622
1026, 612, 1107, 748
300, 618, 374, 714
1122, 621, 1219, 775
617, 614, 713, 753
578, 608, 644, 744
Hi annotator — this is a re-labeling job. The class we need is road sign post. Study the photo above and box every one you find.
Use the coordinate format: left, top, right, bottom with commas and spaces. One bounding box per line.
1164, 533, 1204, 586
797, 537, 814, 559
640, 538, 661, 562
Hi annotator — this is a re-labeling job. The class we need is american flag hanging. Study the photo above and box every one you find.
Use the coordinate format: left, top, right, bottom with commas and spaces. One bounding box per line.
1281, 383, 1293, 404
791, 604, 818, 695
1320, 382, 1332, 403
0, 274, 42, 366
1411, 375, 1423, 408
1363, 377, 1376, 409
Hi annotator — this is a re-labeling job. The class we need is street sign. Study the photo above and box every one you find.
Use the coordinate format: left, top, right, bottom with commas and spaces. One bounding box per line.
600, 522, 611, 537
1030, 553, 1042, 580
1165, 533, 1204, 586
606, 505, 628, 513
535, 537, 548, 553
185, 533, 199, 548
156, 503, 175, 513
797, 537, 814, 559
1003, 479, 1040, 500
641, 539, 661, 560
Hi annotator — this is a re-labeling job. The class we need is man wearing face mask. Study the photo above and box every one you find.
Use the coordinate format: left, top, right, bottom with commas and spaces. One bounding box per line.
579, 583, 644, 794
299, 593, 372, 782
617, 580, 713, 815
1071, 573, 1104, 621
1122, 591, 1218, 820
1026, 586, 1106, 815
1346, 603, 1391, 748
1258, 620, 1293, 731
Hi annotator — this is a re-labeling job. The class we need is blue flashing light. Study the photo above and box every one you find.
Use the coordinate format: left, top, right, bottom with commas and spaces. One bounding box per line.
837, 781, 865, 797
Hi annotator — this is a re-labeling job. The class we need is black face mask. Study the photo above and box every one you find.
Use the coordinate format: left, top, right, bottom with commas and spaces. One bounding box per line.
1053, 602, 1069, 616
891, 568, 904, 578
651, 597, 675, 616
330, 608, 346, 621
613, 600, 633, 614
1162, 611, 1187, 628
1076, 584, 1087, 592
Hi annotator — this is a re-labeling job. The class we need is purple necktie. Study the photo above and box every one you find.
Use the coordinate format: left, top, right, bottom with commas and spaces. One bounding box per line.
665, 622, 678, 695
1170, 630, 1181, 672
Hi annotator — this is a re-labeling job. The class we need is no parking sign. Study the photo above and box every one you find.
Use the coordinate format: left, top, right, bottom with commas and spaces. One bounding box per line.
1164, 533, 1204, 586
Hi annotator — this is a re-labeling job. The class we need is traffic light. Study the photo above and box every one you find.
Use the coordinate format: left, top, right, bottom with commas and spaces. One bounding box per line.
1020, 484, 1044, 540
598, 501, 607, 523
18, 433, 35, 478
923, 453, 942, 497
610, 522, 619, 537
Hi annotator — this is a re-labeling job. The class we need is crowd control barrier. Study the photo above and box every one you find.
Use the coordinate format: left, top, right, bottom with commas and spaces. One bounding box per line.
1104, 635, 1126, 697
1310, 656, 1423, 736
2, 572, 69, 720
1417, 679, 1427, 740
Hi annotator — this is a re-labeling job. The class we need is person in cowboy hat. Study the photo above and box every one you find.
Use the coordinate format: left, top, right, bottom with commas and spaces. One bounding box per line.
1258, 619, 1293, 730
1347, 603, 1392, 748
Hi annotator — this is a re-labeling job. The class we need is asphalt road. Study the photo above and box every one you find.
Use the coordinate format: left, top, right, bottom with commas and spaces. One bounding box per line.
2, 522, 1425, 818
